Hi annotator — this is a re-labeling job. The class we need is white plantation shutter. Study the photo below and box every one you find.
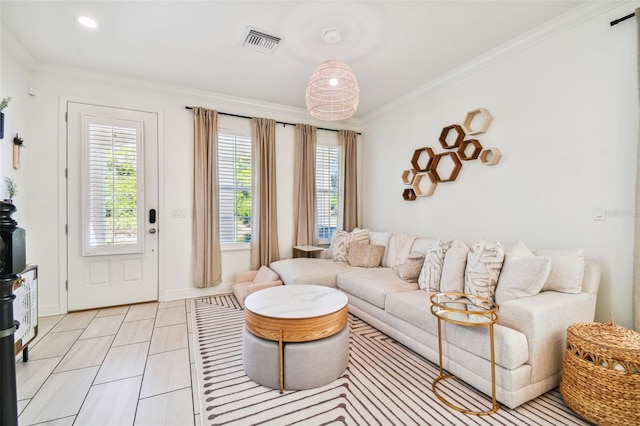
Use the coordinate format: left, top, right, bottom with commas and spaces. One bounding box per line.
218, 132, 252, 244
82, 116, 144, 255
316, 143, 340, 242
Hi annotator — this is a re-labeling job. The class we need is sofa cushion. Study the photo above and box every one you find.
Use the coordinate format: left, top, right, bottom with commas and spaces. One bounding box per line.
398, 252, 425, 283
418, 240, 451, 291
439, 240, 469, 297
337, 268, 418, 309
385, 290, 529, 370
269, 258, 355, 287
464, 240, 504, 309
385, 232, 418, 268
495, 243, 550, 305
533, 248, 585, 294
348, 243, 385, 268
253, 265, 279, 284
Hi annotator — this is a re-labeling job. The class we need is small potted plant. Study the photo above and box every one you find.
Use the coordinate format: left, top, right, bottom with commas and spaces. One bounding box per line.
0, 97, 11, 139
4, 177, 17, 202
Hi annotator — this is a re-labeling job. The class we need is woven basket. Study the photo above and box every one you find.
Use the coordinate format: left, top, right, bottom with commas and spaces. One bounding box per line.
560, 321, 640, 425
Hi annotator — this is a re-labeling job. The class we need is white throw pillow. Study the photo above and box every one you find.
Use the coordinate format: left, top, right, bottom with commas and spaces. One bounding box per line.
532, 248, 585, 294
495, 254, 550, 305
369, 231, 392, 266
253, 265, 279, 284
418, 240, 451, 291
464, 240, 505, 309
439, 240, 470, 298
386, 232, 418, 269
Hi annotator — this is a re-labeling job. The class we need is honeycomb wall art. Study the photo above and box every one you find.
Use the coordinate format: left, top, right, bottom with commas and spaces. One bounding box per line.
401, 107, 501, 200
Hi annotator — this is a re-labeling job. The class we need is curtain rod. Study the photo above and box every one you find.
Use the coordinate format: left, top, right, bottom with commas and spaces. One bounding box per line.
184, 106, 361, 135
610, 12, 635, 26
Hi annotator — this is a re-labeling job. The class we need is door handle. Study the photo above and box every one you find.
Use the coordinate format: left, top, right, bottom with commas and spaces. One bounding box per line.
149, 228, 157, 234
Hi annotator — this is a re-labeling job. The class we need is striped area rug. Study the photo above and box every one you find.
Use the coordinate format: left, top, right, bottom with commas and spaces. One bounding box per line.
192, 295, 589, 426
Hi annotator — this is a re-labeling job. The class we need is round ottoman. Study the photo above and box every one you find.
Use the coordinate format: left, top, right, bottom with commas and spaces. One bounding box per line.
560, 321, 640, 425
242, 324, 350, 390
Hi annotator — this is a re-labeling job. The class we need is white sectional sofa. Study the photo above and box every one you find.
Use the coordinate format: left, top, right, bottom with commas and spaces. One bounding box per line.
270, 231, 600, 409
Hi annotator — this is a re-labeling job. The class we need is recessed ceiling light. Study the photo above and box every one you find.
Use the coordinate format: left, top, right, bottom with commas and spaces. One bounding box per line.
77, 16, 99, 29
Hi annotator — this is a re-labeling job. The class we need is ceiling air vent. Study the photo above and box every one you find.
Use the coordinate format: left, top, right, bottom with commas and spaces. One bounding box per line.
242, 26, 281, 55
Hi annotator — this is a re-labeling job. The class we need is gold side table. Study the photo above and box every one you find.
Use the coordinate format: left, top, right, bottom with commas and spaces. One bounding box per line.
429, 292, 499, 415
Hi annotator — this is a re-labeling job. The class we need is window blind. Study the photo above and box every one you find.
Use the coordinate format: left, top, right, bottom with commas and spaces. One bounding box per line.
219, 133, 252, 244
316, 144, 340, 241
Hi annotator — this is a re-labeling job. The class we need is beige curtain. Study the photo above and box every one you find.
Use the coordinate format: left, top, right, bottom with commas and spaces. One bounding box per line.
634, 8, 640, 331
250, 118, 280, 269
293, 124, 318, 246
192, 108, 222, 287
340, 130, 359, 232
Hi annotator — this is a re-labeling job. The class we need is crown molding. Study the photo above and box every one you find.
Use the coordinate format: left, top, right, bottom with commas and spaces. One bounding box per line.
1, 27, 37, 71
30, 62, 362, 132
362, 0, 631, 123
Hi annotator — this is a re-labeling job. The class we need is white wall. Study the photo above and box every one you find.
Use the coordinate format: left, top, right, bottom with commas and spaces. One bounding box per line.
1, 44, 360, 315
361, 3, 639, 328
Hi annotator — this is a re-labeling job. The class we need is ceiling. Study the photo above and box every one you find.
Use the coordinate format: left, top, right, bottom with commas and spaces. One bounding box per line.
1, 1, 587, 119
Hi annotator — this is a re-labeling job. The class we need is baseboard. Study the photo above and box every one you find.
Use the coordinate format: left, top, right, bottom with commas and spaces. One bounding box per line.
161, 283, 234, 302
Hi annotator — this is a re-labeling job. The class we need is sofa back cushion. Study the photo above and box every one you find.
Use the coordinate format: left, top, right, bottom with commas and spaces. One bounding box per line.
439, 240, 470, 297
369, 231, 392, 266
532, 248, 584, 294
348, 243, 385, 268
410, 238, 439, 255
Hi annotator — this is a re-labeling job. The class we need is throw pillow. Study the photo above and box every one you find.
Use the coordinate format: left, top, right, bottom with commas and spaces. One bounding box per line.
464, 240, 504, 309
532, 248, 585, 294
331, 229, 370, 262
418, 240, 451, 291
386, 232, 418, 269
369, 231, 392, 266
348, 243, 385, 268
439, 240, 470, 298
494, 253, 550, 305
398, 252, 425, 283
253, 265, 279, 284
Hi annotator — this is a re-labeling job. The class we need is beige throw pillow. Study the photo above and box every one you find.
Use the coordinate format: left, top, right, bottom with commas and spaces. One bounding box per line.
348, 243, 385, 268
398, 252, 425, 283
253, 265, 279, 284
464, 240, 504, 309
418, 240, 451, 291
494, 241, 550, 305
331, 229, 369, 262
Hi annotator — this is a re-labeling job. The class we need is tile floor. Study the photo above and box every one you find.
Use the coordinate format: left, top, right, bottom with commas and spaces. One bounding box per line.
14, 299, 200, 426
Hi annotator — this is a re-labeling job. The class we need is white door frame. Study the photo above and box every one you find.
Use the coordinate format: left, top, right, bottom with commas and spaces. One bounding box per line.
58, 96, 165, 314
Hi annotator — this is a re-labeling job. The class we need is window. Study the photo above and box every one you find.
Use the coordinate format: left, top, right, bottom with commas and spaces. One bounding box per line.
316, 143, 340, 243
83, 118, 143, 256
218, 132, 252, 244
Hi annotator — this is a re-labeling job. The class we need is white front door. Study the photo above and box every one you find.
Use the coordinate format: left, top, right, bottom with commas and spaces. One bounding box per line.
67, 102, 159, 311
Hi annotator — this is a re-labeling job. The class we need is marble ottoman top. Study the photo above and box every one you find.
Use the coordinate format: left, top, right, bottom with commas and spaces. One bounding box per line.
245, 284, 348, 319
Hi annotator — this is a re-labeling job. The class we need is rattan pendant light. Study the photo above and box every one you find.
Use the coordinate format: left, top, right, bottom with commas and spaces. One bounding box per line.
306, 59, 359, 121
306, 29, 359, 121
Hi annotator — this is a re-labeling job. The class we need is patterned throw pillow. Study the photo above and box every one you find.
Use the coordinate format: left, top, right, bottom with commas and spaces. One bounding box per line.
347, 243, 385, 268
332, 229, 369, 262
464, 240, 505, 309
418, 240, 451, 291
398, 252, 425, 283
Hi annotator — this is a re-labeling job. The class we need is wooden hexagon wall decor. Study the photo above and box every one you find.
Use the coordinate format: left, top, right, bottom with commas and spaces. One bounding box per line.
411, 147, 435, 172
412, 172, 437, 197
438, 124, 465, 149
430, 152, 462, 182
402, 188, 417, 201
479, 148, 502, 166
462, 108, 493, 135
401, 169, 417, 184
403, 108, 499, 200
457, 139, 483, 161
